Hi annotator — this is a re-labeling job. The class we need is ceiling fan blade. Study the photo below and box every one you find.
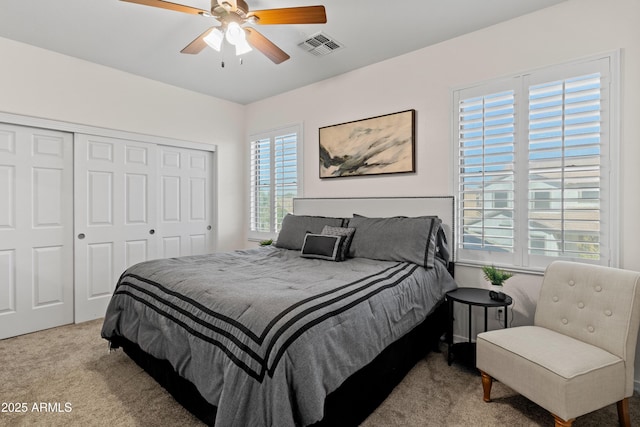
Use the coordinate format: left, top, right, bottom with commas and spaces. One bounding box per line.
245, 28, 290, 64
181, 27, 216, 54
249, 6, 327, 25
121, 0, 207, 15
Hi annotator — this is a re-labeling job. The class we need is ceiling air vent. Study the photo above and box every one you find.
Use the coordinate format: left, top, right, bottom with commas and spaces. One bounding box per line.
298, 32, 343, 56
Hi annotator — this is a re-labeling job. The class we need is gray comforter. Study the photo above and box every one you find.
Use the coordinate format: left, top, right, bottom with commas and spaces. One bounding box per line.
101, 246, 456, 426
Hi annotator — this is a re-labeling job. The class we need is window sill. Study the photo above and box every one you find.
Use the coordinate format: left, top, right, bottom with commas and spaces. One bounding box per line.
454, 260, 546, 276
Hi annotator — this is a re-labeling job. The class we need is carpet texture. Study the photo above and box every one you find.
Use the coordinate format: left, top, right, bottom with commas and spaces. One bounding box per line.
1, 319, 638, 426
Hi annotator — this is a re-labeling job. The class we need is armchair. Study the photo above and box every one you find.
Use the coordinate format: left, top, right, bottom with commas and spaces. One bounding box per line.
476, 260, 640, 427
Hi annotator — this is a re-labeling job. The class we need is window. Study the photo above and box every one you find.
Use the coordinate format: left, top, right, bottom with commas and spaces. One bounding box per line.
453, 54, 618, 270
249, 124, 301, 239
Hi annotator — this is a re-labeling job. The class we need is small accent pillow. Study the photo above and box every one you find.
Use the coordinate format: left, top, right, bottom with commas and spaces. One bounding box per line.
321, 226, 355, 261
301, 234, 345, 261
275, 214, 346, 250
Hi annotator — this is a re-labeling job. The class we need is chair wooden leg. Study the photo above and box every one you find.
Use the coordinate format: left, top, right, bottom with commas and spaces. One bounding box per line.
480, 370, 493, 402
551, 413, 574, 427
617, 398, 630, 427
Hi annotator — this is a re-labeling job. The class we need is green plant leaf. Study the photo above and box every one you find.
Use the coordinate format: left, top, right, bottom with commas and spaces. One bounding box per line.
481, 265, 513, 286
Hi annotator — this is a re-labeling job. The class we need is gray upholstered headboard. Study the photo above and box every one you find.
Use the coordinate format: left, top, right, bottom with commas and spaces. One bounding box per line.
292, 196, 455, 263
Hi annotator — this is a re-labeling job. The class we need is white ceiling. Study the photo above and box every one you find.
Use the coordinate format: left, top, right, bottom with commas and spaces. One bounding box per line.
0, 0, 566, 105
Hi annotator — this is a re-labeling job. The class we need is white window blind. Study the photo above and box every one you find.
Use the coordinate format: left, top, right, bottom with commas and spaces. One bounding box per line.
527, 73, 603, 261
249, 125, 300, 238
454, 54, 617, 269
274, 133, 298, 231
250, 137, 271, 233
458, 90, 516, 254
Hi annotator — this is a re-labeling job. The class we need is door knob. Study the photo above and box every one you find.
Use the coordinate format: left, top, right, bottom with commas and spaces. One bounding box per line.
149, 229, 155, 235
78, 233, 85, 240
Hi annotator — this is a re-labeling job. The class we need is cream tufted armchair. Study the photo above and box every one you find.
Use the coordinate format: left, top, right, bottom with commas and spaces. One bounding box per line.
476, 260, 640, 427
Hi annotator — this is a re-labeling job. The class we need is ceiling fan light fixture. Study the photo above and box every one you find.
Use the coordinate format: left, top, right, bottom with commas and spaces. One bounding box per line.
132, 0, 328, 65
203, 28, 224, 51
225, 21, 245, 45
234, 37, 252, 55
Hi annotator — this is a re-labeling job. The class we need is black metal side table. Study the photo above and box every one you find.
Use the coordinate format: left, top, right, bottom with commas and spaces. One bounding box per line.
446, 287, 513, 366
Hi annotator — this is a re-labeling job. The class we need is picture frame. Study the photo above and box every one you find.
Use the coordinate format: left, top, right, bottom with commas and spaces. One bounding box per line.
319, 109, 415, 178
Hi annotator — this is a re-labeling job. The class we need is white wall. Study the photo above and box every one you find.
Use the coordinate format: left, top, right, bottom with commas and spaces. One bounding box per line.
246, 0, 640, 387
0, 36, 246, 251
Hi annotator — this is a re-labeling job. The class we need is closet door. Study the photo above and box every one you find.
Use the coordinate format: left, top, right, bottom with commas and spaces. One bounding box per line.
0, 124, 73, 339
157, 146, 214, 257
74, 134, 157, 323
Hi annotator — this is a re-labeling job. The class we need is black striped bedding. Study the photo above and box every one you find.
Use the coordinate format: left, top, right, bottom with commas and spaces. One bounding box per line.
101, 246, 456, 426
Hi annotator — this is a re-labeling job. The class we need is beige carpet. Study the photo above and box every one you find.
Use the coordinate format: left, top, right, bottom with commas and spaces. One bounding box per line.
1, 320, 638, 426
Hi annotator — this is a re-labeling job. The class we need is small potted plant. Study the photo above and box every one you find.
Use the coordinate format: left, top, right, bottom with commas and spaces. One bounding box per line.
482, 265, 514, 287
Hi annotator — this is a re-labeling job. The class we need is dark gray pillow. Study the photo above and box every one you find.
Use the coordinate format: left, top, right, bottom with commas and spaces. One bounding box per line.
275, 214, 345, 250
348, 215, 442, 268
435, 226, 450, 264
321, 225, 355, 261
300, 234, 345, 261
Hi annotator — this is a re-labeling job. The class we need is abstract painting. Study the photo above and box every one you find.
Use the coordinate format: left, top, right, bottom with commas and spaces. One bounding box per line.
319, 109, 415, 178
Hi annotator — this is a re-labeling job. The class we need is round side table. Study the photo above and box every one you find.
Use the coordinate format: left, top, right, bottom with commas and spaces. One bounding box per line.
446, 287, 513, 366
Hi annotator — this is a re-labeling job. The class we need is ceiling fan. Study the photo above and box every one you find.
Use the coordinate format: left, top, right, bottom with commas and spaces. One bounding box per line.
121, 0, 327, 64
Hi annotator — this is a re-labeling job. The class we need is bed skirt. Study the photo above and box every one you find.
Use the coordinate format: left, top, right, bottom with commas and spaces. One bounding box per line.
112, 301, 448, 426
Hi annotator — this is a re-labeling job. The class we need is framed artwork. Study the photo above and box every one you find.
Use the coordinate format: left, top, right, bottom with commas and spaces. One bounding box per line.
319, 109, 415, 178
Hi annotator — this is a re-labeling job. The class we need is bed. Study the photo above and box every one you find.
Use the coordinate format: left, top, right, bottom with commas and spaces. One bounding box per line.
101, 196, 457, 426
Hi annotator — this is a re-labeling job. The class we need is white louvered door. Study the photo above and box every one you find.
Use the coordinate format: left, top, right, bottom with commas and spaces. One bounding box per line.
0, 123, 73, 339
74, 134, 158, 323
